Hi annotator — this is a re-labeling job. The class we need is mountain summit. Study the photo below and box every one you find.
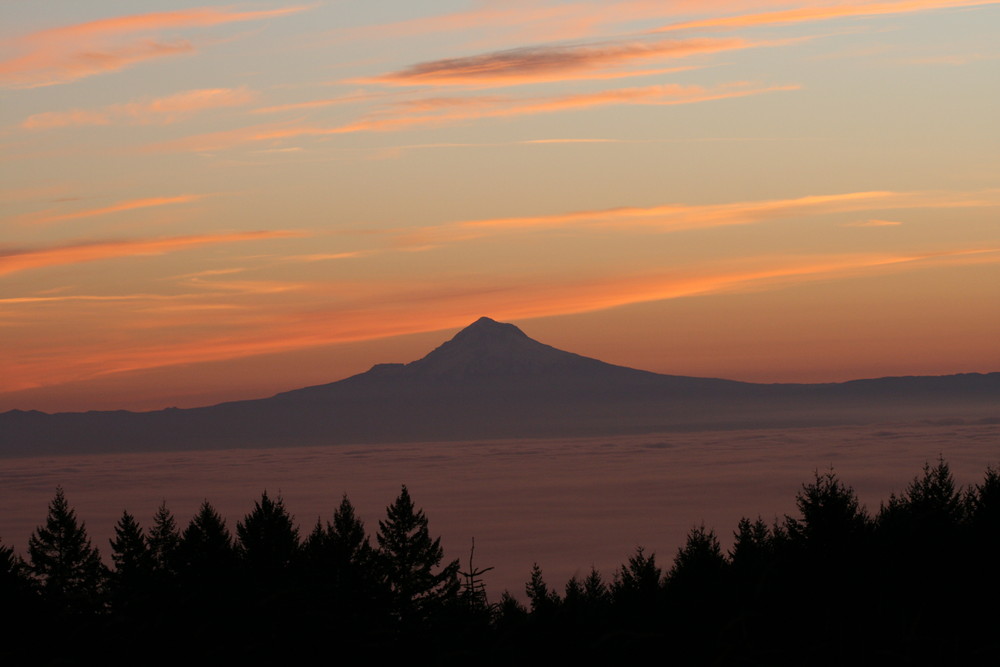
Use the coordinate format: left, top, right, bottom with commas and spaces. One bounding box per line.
404, 316, 601, 380
453, 316, 529, 342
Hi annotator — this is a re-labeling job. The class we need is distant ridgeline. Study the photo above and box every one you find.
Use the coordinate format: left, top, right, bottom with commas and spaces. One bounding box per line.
2, 458, 999, 664
3, 317, 1000, 456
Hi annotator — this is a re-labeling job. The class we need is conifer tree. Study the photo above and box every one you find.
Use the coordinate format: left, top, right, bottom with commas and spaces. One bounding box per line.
969, 465, 1000, 542
583, 566, 609, 607
27, 486, 105, 612
302, 518, 328, 566
147, 501, 180, 576
376, 485, 459, 622
178, 500, 236, 583
109, 510, 153, 603
327, 494, 379, 600
328, 493, 372, 566
1, 536, 33, 601
563, 575, 584, 607
237, 491, 300, 580
612, 546, 662, 613
617, 546, 662, 589
665, 525, 729, 613
880, 457, 964, 536
730, 517, 773, 566
668, 526, 726, 581
786, 468, 871, 552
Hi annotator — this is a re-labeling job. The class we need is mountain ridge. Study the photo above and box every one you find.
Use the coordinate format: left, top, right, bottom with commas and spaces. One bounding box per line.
1, 317, 998, 456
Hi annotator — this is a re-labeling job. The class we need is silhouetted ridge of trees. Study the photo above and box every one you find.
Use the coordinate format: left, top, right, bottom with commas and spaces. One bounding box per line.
2, 459, 1000, 665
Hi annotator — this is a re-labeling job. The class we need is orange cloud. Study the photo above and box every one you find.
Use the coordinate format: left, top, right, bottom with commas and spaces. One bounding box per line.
148, 82, 794, 152
902, 52, 1000, 65
1, 5, 312, 88
334, 1, 791, 44
6, 245, 997, 394
251, 91, 381, 114
655, 0, 1000, 33
143, 120, 330, 153
333, 2, 598, 43
23, 88, 256, 129
0, 40, 194, 89
20, 109, 114, 129
0, 230, 303, 277
23, 195, 205, 225
0, 294, 170, 305
358, 37, 756, 87
845, 219, 904, 226
399, 189, 1000, 246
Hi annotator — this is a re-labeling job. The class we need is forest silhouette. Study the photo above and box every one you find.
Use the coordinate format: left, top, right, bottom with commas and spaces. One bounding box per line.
2, 458, 998, 665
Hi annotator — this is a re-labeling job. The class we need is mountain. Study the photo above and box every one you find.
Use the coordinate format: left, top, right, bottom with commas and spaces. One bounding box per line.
2, 317, 998, 457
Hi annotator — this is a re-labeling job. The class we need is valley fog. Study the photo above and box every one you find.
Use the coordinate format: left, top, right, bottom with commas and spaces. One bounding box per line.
2, 420, 998, 598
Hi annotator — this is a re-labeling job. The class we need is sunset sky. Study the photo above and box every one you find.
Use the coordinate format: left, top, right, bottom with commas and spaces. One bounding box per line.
2, 0, 999, 412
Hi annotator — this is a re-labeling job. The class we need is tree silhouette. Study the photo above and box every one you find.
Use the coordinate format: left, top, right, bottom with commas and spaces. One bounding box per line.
376, 485, 459, 623
583, 567, 609, 607
27, 487, 105, 613
880, 456, 964, 539
147, 501, 181, 579
303, 494, 376, 591
525, 563, 560, 616
327, 493, 374, 569
612, 546, 662, 614
178, 500, 236, 586
785, 468, 871, 551
237, 491, 300, 582
730, 517, 773, 568
969, 465, 1000, 545
875, 457, 971, 660
300, 493, 385, 641
667, 525, 726, 587
109, 510, 153, 608
1, 536, 33, 602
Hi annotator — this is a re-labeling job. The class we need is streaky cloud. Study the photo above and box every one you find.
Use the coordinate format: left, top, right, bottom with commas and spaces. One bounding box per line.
147, 82, 795, 152
0, 230, 304, 276
396, 189, 1000, 246
654, 0, 1000, 33
844, 218, 904, 227
358, 37, 758, 87
23, 88, 256, 129
0, 5, 313, 88
7, 246, 998, 392
22, 195, 205, 225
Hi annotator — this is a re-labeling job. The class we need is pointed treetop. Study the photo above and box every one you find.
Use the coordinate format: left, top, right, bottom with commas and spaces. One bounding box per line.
27, 486, 105, 607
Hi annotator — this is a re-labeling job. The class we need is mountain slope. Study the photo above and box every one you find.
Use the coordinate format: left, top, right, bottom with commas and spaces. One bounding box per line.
2, 317, 998, 456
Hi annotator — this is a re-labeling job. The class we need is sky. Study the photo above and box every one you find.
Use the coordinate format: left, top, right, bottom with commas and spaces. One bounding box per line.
2, 0, 999, 412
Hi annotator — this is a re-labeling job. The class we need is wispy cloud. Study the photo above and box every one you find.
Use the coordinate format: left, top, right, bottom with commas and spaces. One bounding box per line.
0, 230, 303, 276
654, 0, 1000, 33
0, 293, 201, 305
0, 5, 313, 88
844, 218, 904, 227
8, 244, 998, 392
178, 276, 307, 295
333, 1, 793, 44
357, 37, 757, 87
331, 2, 600, 43
20, 195, 205, 225
23, 88, 256, 129
251, 91, 380, 114
901, 52, 1000, 65
147, 82, 795, 152
290, 250, 381, 262
398, 189, 999, 247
